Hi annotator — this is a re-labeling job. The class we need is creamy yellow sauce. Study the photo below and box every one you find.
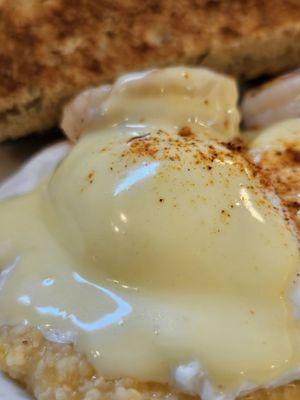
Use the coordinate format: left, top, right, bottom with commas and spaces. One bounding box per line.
0, 68, 299, 399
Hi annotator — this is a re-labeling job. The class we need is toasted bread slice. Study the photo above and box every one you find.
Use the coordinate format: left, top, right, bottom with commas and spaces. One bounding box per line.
1, 0, 300, 141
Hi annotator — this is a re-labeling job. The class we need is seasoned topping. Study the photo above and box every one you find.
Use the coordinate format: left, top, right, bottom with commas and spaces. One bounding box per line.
178, 126, 193, 137
246, 120, 300, 230
86, 170, 95, 184
123, 130, 238, 167
254, 141, 300, 228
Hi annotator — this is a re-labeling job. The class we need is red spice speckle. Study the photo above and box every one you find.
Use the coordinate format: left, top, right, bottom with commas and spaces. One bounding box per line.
248, 140, 300, 229
178, 126, 193, 137
86, 170, 95, 184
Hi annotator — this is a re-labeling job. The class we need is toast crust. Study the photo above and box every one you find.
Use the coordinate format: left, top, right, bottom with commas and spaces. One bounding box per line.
1, 0, 300, 140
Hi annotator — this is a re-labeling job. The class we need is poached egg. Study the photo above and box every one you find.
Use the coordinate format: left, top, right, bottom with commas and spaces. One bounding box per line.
0, 67, 299, 400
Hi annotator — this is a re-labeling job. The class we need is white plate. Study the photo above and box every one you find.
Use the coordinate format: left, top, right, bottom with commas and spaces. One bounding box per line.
0, 373, 31, 399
